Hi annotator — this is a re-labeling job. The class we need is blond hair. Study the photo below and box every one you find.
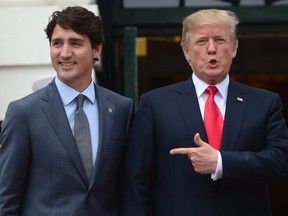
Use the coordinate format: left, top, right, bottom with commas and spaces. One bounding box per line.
181, 9, 239, 49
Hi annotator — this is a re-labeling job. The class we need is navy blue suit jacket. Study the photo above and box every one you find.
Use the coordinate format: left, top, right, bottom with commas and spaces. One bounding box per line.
0, 80, 134, 216
121, 77, 288, 216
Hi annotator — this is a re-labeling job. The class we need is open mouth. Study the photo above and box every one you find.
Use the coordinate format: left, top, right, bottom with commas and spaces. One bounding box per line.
208, 59, 218, 67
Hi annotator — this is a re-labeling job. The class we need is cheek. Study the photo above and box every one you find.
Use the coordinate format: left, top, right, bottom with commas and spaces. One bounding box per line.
50, 49, 58, 59
80, 50, 96, 61
190, 49, 205, 63
225, 51, 236, 62
190, 55, 206, 70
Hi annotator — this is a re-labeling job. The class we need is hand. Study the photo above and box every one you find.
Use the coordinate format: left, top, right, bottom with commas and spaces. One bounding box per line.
170, 133, 218, 174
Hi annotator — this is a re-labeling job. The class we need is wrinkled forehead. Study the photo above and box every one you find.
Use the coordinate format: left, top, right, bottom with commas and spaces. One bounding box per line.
190, 23, 229, 34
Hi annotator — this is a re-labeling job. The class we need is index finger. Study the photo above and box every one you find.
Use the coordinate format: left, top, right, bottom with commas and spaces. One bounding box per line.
170, 148, 192, 155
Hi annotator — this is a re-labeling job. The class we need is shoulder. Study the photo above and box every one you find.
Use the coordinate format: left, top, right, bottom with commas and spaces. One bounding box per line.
231, 80, 278, 98
229, 80, 282, 110
9, 90, 42, 110
9, 82, 54, 108
96, 85, 132, 104
143, 79, 192, 98
136, 79, 193, 110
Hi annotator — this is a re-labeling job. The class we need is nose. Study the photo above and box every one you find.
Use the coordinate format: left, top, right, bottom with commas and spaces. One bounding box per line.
60, 44, 72, 58
207, 40, 216, 54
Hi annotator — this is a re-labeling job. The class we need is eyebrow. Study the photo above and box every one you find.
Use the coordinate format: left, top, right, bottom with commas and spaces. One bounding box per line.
51, 37, 85, 43
69, 38, 85, 43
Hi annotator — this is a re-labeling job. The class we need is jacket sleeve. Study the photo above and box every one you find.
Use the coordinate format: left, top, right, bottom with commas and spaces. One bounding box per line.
221, 94, 288, 184
0, 101, 30, 215
121, 94, 155, 216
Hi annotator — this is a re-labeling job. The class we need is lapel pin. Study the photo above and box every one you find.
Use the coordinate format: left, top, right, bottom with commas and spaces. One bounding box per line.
237, 97, 243, 102
108, 108, 113, 113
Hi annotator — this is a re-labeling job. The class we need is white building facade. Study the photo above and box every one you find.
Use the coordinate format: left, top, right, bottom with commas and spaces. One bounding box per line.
0, 0, 98, 120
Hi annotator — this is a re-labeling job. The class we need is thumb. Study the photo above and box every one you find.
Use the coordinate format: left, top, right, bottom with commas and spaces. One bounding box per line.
194, 133, 205, 147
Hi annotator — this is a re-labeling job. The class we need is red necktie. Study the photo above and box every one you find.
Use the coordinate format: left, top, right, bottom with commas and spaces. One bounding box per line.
204, 86, 223, 150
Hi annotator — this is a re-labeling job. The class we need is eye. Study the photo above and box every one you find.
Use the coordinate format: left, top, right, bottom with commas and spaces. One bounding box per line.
70, 39, 83, 47
71, 42, 82, 47
215, 38, 225, 44
196, 39, 207, 46
51, 40, 62, 47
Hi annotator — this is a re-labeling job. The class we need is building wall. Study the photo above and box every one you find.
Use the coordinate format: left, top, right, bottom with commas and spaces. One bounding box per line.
0, 1, 98, 120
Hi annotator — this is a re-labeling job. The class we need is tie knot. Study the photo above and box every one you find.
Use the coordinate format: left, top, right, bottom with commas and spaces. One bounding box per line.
76, 94, 85, 108
205, 86, 218, 96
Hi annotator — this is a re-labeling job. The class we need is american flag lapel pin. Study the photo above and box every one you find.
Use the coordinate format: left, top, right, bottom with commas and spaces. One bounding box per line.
237, 97, 243, 102
108, 108, 113, 114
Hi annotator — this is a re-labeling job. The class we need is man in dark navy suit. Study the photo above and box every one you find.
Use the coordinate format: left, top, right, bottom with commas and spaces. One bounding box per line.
121, 9, 288, 216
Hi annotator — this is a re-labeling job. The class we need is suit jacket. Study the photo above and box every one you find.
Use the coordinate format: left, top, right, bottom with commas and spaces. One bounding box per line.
121, 77, 288, 216
0, 80, 134, 216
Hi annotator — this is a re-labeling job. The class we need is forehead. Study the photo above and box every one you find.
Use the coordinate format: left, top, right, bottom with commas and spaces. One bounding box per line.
191, 24, 229, 38
51, 24, 86, 40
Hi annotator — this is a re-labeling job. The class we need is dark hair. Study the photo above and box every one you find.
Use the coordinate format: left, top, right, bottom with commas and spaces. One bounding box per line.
45, 6, 104, 48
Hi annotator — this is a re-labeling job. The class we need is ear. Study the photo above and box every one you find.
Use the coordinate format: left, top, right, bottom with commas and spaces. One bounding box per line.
232, 49, 237, 59
231, 41, 238, 59
93, 43, 103, 59
182, 46, 191, 62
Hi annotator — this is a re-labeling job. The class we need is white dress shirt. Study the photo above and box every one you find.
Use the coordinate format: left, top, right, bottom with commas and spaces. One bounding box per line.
55, 77, 99, 166
192, 73, 229, 180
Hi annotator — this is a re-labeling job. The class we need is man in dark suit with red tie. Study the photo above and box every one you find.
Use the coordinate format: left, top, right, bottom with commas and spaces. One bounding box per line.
121, 9, 288, 216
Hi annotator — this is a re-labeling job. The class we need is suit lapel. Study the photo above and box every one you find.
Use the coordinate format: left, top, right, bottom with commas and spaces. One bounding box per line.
40, 81, 88, 184
89, 85, 115, 189
221, 80, 247, 150
175, 79, 207, 146
174, 78, 248, 151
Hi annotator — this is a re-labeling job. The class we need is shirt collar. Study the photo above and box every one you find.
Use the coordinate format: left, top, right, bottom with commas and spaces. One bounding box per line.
55, 77, 96, 106
192, 73, 229, 99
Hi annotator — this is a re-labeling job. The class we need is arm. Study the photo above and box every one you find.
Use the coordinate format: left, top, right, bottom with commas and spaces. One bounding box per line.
0, 102, 31, 215
121, 94, 155, 216
222, 94, 288, 184
170, 94, 288, 184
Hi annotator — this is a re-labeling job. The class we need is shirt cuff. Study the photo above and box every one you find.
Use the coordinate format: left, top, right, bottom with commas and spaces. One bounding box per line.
211, 150, 223, 181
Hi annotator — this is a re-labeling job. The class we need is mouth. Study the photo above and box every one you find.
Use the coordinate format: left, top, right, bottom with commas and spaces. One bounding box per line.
208, 59, 218, 68
58, 62, 76, 70
60, 62, 75, 66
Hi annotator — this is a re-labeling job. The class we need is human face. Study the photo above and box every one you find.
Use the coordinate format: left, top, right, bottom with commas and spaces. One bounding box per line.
182, 24, 237, 85
50, 24, 102, 92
